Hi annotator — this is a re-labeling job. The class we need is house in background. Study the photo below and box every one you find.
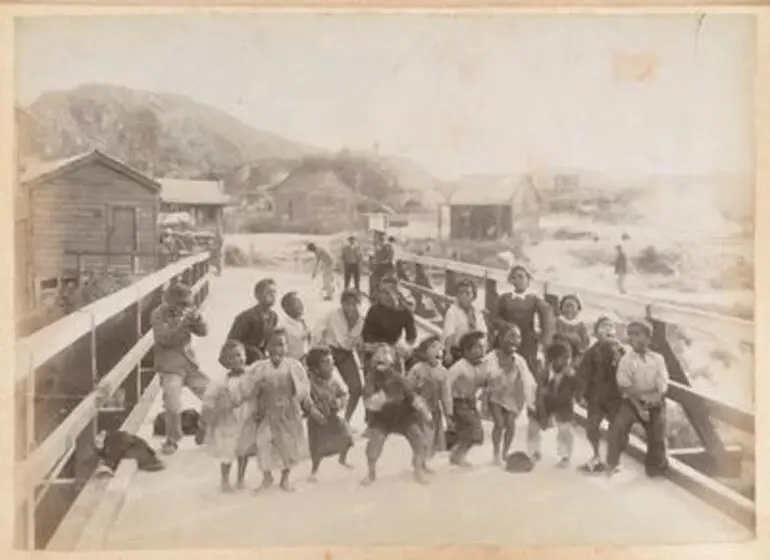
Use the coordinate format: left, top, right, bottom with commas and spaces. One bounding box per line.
19, 150, 161, 304
157, 178, 233, 232
271, 168, 359, 232
448, 174, 542, 240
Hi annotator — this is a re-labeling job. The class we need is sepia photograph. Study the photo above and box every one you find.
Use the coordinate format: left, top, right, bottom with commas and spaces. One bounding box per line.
11, 10, 756, 552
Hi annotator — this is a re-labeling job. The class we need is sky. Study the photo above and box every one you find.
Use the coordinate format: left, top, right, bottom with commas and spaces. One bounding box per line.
16, 13, 755, 180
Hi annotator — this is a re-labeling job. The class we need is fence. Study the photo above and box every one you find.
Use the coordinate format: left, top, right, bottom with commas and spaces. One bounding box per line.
394, 253, 755, 528
14, 252, 212, 550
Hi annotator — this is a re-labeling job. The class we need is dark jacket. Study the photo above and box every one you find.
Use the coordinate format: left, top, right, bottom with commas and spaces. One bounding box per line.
541, 372, 578, 424
578, 339, 625, 409
224, 305, 279, 365
362, 302, 417, 346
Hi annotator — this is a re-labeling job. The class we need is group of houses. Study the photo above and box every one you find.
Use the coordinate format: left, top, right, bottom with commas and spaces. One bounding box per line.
14, 147, 562, 315
15, 150, 233, 313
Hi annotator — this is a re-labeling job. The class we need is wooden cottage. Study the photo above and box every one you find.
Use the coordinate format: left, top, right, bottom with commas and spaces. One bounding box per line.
271, 169, 358, 232
448, 174, 541, 240
157, 178, 233, 232
19, 150, 161, 302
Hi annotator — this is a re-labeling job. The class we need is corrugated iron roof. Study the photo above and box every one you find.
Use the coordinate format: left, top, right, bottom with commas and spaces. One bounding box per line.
449, 174, 534, 206
157, 178, 233, 206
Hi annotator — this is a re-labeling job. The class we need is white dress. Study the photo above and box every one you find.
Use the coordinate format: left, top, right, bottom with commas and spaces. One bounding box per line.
203, 371, 258, 462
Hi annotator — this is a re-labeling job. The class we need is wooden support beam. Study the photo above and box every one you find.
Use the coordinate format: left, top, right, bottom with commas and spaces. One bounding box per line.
650, 318, 728, 469
669, 446, 744, 478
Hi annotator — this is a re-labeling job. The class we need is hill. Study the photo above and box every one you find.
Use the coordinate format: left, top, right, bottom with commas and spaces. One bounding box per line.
21, 83, 323, 178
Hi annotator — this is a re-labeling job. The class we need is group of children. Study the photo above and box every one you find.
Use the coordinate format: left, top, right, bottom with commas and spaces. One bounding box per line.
199, 264, 671, 493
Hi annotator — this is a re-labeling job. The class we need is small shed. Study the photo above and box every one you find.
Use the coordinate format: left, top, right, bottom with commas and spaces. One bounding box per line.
157, 178, 232, 232
272, 169, 358, 232
20, 150, 161, 301
448, 174, 541, 240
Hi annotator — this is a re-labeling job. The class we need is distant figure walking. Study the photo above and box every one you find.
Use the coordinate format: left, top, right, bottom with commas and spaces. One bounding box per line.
308, 242, 336, 301
341, 235, 362, 292
614, 245, 628, 294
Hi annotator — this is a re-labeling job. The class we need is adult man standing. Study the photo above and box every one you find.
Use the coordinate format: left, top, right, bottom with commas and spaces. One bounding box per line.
341, 235, 362, 292
308, 242, 336, 301
151, 283, 210, 455
614, 244, 628, 294
369, 230, 395, 297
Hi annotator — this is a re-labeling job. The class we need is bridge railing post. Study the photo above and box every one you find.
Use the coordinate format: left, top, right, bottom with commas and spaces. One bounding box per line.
445, 267, 457, 298
649, 315, 732, 475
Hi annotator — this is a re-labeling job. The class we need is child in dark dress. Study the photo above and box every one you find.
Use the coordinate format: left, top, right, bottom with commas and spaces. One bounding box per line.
361, 343, 428, 486
305, 346, 354, 482
490, 265, 554, 381
577, 316, 624, 473
526, 342, 578, 467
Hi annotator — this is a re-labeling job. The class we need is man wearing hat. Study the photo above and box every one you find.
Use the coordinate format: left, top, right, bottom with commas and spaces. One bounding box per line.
369, 230, 395, 297
151, 283, 210, 455
341, 234, 362, 292
605, 319, 670, 477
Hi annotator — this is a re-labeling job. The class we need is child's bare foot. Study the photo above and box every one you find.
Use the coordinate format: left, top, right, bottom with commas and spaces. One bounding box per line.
423, 463, 435, 474
307, 473, 318, 483
492, 455, 502, 466
530, 451, 542, 463
360, 475, 375, 487
220, 481, 234, 493
557, 458, 570, 469
235, 480, 246, 491
338, 457, 354, 469
280, 480, 296, 492
255, 476, 274, 493
450, 456, 473, 469
414, 471, 430, 485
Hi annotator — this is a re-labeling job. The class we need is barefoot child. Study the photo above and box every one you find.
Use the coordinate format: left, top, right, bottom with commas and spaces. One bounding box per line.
577, 316, 624, 473
280, 291, 311, 361
606, 319, 670, 477
202, 340, 257, 492
305, 346, 354, 482
484, 323, 538, 465
554, 294, 590, 368
248, 329, 324, 492
446, 331, 489, 468
527, 342, 578, 468
361, 343, 428, 486
406, 336, 453, 474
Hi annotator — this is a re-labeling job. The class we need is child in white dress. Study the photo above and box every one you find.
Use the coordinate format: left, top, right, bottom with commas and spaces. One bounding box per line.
202, 340, 257, 492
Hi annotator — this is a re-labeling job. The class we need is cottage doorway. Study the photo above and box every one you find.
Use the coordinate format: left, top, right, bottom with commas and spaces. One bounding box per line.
108, 207, 137, 272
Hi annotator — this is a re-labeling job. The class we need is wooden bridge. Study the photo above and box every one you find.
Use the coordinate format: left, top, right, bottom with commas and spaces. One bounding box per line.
13, 251, 755, 550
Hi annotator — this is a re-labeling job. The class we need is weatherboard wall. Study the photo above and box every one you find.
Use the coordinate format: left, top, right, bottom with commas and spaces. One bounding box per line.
28, 161, 159, 288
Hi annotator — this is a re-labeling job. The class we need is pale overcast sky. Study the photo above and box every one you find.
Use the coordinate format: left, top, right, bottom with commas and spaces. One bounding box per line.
16, 13, 755, 180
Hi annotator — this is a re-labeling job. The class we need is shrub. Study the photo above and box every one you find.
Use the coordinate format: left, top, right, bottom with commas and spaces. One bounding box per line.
58, 272, 137, 314
223, 244, 249, 267
632, 245, 678, 276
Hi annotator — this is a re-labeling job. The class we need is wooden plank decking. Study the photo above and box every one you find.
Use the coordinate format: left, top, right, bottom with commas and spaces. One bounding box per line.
79, 267, 751, 549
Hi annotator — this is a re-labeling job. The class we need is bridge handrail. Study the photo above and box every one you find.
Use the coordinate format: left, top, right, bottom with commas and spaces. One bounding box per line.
398, 278, 753, 435
402, 253, 754, 342
15, 253, 211, 382
407, 306, 755, 527
14, 255, 211, 512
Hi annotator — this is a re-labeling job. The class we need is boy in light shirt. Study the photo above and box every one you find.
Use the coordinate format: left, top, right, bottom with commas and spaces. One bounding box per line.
605, 319, 670, 477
